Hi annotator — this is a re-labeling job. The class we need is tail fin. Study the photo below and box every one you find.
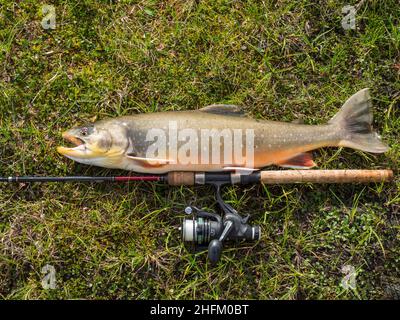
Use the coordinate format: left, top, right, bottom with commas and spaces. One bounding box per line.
328, 88, 389, 153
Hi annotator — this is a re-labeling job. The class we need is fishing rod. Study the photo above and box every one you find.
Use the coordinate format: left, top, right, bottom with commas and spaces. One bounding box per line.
1, 169, 393, 184
0, 169, 394, 263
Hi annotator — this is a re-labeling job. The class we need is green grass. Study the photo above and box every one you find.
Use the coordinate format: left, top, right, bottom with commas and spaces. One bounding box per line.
0, 0, 399, 299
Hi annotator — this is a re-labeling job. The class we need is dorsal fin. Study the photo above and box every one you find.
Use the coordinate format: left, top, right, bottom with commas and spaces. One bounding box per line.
198, 104, 245, 117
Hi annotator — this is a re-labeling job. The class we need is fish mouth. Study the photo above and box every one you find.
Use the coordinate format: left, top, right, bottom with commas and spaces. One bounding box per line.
57, 132, 88, 157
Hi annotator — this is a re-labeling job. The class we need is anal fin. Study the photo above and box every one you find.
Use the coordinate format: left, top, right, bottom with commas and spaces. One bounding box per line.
276, 152, 316, 169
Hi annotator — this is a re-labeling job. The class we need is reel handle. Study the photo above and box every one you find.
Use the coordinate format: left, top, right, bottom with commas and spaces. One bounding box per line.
208, 240, 223, 265
207, 220, 234, 265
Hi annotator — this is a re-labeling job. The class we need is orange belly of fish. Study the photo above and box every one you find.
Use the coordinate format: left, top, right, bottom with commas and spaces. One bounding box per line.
253, 143, 326, 167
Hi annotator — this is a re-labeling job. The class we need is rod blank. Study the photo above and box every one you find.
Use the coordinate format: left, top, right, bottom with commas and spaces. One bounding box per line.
0, 176, 162, 183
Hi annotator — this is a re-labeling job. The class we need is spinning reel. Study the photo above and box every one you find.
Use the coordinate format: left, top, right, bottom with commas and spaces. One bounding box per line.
181, 183, 261, 264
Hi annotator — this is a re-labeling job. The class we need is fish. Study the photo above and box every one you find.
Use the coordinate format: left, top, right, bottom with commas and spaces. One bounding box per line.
57, 88, 389, 173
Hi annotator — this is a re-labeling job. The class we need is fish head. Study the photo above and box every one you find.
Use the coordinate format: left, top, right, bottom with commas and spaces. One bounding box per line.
57, 122, 129, 166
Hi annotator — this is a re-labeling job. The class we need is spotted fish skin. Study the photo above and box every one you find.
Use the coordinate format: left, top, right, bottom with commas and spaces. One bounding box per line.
57, 89, 389, 173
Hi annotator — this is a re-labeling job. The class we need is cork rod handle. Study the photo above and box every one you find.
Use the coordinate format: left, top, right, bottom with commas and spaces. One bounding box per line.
260, 169, 393, 184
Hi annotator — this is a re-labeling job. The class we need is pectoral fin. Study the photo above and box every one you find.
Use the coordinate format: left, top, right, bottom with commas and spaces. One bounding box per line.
126, 154, 172, 168
276, 152, 316, 169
